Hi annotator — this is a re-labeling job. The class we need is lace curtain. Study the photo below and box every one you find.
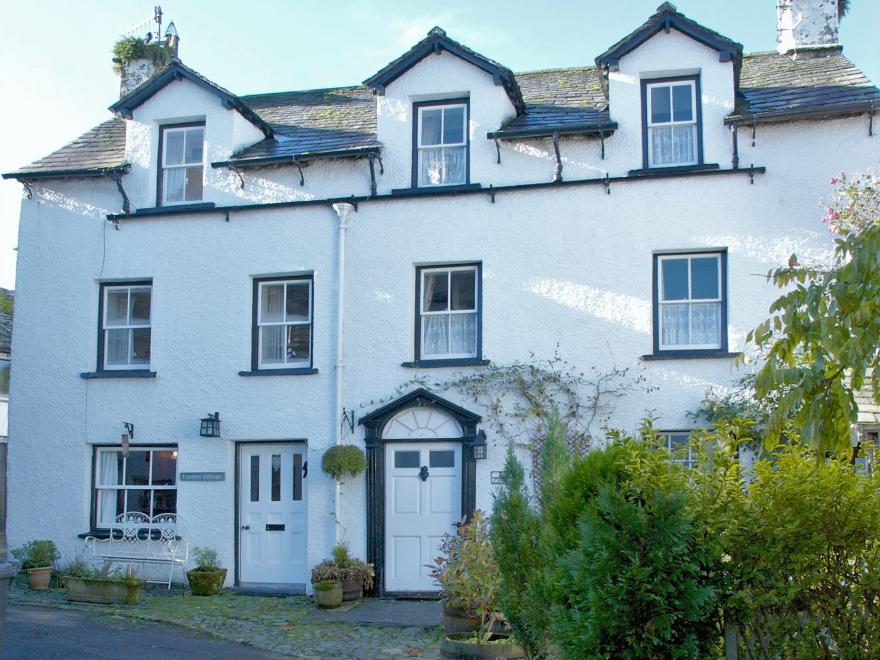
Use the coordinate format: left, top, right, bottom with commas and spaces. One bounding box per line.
419, 146, 466, 186
423, 313, 477, 356
651, 125, 696, 166
661, 302, 720, 347
97, 451, 121, 525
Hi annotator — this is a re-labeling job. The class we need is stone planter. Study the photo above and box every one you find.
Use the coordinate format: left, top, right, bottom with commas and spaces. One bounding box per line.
186, 568, 227, 596
313, 580, 343, 609
440, 633, 524, 659
64, 576, 145, 605
26, 566, 52, 591
341, 574, 363, 601
442, 604, 481, 634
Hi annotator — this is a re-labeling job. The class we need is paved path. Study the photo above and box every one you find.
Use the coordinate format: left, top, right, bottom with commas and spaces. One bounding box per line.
308, 598, 442, 628
4, 606, 282, 659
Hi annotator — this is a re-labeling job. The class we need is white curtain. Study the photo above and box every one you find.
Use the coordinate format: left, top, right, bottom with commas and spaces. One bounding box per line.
661, 303, 690, 346
651, 125, 695, 166
98, 451, 120, 525
261, 326, 284, 363
662, 302, 720, 347
420, 146, 466, 186
690, 302, 720, 345
449, 313, 477, 355
163, 168, 185, 203
423, 315, 449, 355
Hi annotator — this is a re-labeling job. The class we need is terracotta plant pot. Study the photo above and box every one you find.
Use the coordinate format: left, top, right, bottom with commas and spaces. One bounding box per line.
313, 580, 343, 609
26, 566, 52, 591
442, 604, 481, 634
440, 633, 524, 659
341, 574, 363, 601
186, 568, 227, 596
64, 576, 145, 605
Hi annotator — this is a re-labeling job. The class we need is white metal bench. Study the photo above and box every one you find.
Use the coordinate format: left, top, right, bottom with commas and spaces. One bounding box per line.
85, 512, 189, 588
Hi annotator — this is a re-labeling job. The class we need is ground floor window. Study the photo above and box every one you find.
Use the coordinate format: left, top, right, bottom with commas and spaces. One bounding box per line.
94, 446, 178, 527
856, 430, 878, 476
659, 431, 696, 468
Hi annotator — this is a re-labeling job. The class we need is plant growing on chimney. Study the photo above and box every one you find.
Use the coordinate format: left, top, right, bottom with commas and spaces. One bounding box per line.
112, 37, 171, 73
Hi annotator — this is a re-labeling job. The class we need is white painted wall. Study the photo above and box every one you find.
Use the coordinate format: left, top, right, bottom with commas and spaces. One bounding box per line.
6, 33, 880, 588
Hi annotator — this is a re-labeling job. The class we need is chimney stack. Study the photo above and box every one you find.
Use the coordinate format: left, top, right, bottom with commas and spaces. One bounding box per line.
777, 0, 840, 56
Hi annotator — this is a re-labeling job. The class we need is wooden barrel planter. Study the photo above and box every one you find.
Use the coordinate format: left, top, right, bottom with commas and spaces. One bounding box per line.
341, 574, 363, 601
440, 633, 524, 659
442, 604, 481, 634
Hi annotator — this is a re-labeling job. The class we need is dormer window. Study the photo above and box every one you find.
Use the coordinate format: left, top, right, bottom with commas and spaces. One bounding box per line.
159, 123, 204, 205
414, 100, 468, 187
643, 77, 701, 168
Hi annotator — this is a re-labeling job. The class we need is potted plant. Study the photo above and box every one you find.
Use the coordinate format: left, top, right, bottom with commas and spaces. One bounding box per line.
321, 445, 367, 481
332, 544, 375, 601
186, 547, 227, 596
11, 540, 59, 590
432, 510, 524, 658
62, 559, 145, 605
313, 579, 343, 608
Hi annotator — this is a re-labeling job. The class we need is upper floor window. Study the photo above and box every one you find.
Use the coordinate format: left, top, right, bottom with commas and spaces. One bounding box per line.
414, 101, 468, 187
855, 430, 878, 476
100, 282, 152, 370
253, 276, 313, 370
416, 264, 480, 362
643, 78, 701, 168
159, 123, 204, 206
654, 251, 726, 354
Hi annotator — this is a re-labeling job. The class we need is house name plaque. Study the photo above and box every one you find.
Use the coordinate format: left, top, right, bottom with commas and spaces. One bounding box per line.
179, 471, 225, 482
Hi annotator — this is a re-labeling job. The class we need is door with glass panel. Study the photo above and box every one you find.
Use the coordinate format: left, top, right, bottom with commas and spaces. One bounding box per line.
239, 444, 307, 586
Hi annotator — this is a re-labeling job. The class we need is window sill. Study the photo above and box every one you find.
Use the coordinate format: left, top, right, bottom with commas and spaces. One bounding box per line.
238, 368, 318, 377
628, 164, 720, 177
77, 529, 181, 541
401, 359, 490, 369
131, 202, 216, 217
391, 183, 481, 197
80, 370, 157, 379
641, 351, 742, 361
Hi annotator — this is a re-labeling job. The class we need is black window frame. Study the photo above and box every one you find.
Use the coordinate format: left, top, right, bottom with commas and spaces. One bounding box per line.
96, 279, 153, 373
651, 249, 728, 359
156, 121, 206, 208
248, 273, 316, 375
412, 262, 483, 367
411, 98, 471, 190
640, 75, 704, 170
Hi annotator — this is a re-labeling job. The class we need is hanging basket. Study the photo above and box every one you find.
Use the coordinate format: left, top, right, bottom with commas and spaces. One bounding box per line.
322, 445, 367, 481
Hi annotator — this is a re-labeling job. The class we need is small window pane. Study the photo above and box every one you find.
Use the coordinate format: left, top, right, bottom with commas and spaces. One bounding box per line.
131, 329, 151, 364
106, 290, 128, 326
184, 128, 204, 164
164, 131, 185, 166
0, 359, 9, 396
126, 490, 151, 516
293, 454, 303, 501
422, 316, 449, 356
184, 166, 203, 202
672, 85, 693, 122
286, 324, 311, 363
424, 272, 449, 312
429, 450, 455, 468
151, 451, 177, 486
394, 451, 420, 468
125, 451, 150, 486
690, 258, 719, 299
250, 455, 260, 502
129, 289, 151, 324
421, 109, 442, 146
260, 326, 285, 364
105, 329, 129, 366
667, 433, 689, 451
449, 313, 477, 355
97, 451, 123, 486
285, 283, 310, 322
163, 168, 185, 203
443, 107, 465, 144
661, 259, 689, 301
271, 454, 281, 502
450, 270, 476, 311
690, 302, 721, 345
152, 490, 177, 517
651, 86, 671, 123
661, 303, 690, 346
261, 285, 284, 322
97, 489, 121, 524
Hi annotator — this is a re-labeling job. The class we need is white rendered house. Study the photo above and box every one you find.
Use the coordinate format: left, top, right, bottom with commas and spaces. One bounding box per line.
4, 1, 880, 594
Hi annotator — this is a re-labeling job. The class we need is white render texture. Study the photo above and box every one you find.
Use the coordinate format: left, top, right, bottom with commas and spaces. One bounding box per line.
119, 58, 159, 97
6, 18, 880, 589
777, 0, 840, 53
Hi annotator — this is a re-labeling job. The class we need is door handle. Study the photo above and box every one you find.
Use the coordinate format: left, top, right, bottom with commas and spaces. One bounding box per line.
241, 525, 250, 530
419, 466, 429, 481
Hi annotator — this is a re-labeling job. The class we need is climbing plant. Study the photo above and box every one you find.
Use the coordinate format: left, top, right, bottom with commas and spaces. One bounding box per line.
111, 37, 172, 73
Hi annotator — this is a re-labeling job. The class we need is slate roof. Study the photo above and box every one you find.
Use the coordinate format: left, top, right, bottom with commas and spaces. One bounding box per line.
857, 370, 880, 425
729, 50, 880, 122
0, 289, 12, 358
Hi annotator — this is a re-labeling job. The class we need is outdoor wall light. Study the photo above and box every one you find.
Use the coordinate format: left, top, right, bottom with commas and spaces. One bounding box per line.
200, 412, 221, 438
473, 429, 488, 460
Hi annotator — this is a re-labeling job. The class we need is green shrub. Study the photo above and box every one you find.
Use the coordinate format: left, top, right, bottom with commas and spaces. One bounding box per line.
111, 37, 172, 73
321, 445, 367, 481
12, 540, 59, 569
191, 547, 222, 571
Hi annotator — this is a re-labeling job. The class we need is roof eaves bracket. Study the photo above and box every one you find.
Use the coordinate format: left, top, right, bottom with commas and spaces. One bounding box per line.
731, 122, 739, 169
751, 117, 757, 147
368, 153, 378, 197
552, 132, 563, 183
229, 165, 245, 189
109, 171, 131, 214
599, 130, 606, 160
21, 181, 33, 200
494, 138, 501, 164
869, 101, 875, 137
292, 159, 305, 186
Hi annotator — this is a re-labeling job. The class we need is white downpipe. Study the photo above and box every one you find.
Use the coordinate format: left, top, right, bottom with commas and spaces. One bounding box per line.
331, 202, 355, 545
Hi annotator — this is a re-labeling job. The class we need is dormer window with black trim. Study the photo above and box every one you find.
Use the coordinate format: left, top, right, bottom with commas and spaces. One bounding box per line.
643, 77, 702, 168
413, 100, 469, 188
158, 122, 205, 205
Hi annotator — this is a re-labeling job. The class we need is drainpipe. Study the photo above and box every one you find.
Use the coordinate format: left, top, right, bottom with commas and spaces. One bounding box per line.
331, 202, 355, 544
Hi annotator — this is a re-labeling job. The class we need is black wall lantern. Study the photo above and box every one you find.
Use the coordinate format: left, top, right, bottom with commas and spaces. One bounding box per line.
200, 412, 221, 438
473, 429, 488, 460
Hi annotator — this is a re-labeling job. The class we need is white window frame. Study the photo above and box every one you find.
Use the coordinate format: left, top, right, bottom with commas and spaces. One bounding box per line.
0, 357, 8, 400
416, 103, 468, 188
94, 446, 178, 528
256, 278, 313, 369
646, 80, 698, 168
418, 265, 479, 360
856, 429, 879, 476
160, 124, 205, 206
102, 284, 152, 370
660, 431, 696, 469
657, 253, 723, 351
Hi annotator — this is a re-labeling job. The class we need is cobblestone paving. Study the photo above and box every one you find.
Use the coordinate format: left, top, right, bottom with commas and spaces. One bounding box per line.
9, 580, 441, 659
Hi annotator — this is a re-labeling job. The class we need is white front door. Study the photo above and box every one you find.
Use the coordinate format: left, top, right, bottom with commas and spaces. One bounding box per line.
385, 442, 461, 592
239, 443, 307, 586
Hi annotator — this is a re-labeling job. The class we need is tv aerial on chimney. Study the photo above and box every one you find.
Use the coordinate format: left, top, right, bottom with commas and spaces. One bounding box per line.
119, 5, 178, 49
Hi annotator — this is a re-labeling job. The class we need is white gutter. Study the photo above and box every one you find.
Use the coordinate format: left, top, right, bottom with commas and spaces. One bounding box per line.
331, 202, 355, 543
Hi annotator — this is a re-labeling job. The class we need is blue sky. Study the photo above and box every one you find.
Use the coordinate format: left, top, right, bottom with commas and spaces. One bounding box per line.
0, 0, 877, 288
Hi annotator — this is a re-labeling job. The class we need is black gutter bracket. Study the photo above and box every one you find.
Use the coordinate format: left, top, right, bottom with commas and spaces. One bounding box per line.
229, 165, 245, 190
731, 122, 739, 169
108, 218, 120, 231
603, 173, 611, 195
368, 153, 378, 197
599, 130, 606, 160
21, 181, 33, 200
293, 160, 305, 186
494, 138, 501, 164
869, 101, 875, 137
488, 184, 495, 204
552, 132, 563, 183
749, 163, 755, 185
109, 172, 131, 215
376, 154, 384, 175
751, 118, 757, 147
